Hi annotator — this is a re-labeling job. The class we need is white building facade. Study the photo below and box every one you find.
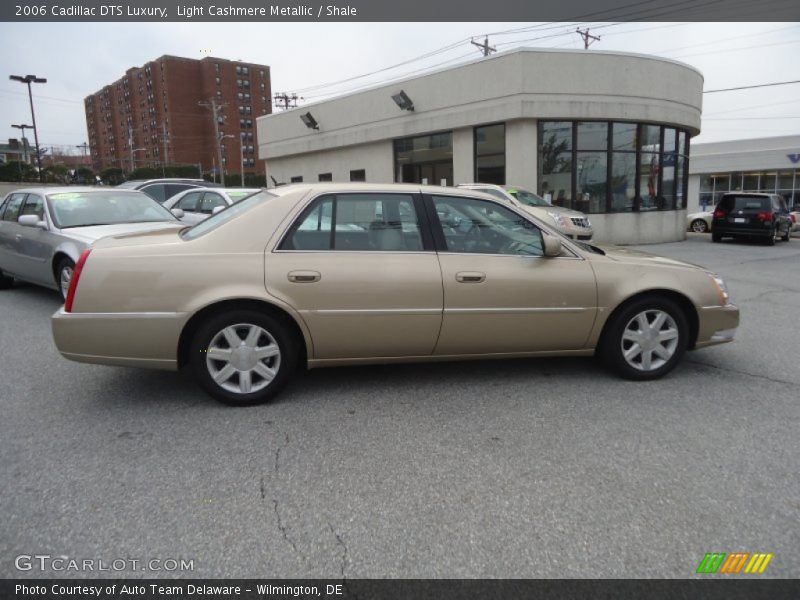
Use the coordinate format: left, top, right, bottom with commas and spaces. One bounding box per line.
258, 48, 704, 244
688, 134, 800, 213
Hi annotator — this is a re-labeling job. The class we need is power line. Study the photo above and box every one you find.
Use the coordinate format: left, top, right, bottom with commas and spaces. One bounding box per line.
704, 80, 800, 94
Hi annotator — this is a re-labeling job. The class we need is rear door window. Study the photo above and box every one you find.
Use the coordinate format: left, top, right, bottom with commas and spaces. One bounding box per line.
140, 184, 168, 203
177, 191, 203, 212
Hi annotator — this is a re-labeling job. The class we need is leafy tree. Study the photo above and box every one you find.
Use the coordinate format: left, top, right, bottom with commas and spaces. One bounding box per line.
100, 167, 125, 185
0, 160, 37, 182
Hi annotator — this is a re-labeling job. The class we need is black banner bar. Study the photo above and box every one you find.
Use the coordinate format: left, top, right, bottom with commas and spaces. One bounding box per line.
2, 0, 800, 22
3, 579, 800, 600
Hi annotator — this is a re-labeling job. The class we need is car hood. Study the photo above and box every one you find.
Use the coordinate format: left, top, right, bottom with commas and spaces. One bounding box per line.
519, 204, 586, 219
60, 221, 183, 244
593, 244, 705, 271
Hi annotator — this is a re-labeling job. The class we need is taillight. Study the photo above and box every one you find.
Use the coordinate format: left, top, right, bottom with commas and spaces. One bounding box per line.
713, 209, 725, 219
64, 248, 91, 313
755, 211, 773, 222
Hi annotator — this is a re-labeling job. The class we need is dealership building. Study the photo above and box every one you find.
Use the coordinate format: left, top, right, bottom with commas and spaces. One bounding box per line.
258, 48, 704, 244
687, 134, 800, 213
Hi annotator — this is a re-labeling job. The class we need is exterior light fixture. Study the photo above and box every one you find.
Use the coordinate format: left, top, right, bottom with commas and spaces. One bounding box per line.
391, 90, 414, 112
300, 112, 319, 130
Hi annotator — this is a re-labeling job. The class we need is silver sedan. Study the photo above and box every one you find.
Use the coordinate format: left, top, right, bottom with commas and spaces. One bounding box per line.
163, 187, 262, 225
0, 187, 182, 298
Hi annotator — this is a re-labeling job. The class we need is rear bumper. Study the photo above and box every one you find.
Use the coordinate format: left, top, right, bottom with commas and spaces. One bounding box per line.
51, 308, 186, 370
694, 304, 740, 349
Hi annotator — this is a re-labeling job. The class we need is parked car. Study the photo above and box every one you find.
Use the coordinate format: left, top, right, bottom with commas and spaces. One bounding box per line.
790, 210, 799, 233
52, 184, 739, 406
711, 193, 792, 245
163, 187, 262, 225
457, 183, 593, 240
0, 188, 182, 298
687, 211, 713, 233
116, 178, 219, 203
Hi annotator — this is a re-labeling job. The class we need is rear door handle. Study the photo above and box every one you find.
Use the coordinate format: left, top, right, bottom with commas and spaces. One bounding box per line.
287, 270, 321, 283
455, 271, 485, 283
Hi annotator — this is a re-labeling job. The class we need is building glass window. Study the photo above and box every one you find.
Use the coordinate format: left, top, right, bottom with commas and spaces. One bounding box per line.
394, 131, 453, 186
318, 173, 332, 182
474, 123, 505, 184
538, 121, 574, 209
538, 120, 691, 214
290, 176, 303, 183
350, 169, 366, 182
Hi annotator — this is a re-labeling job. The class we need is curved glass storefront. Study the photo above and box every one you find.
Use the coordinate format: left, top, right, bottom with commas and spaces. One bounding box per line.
538, 121, 690, 214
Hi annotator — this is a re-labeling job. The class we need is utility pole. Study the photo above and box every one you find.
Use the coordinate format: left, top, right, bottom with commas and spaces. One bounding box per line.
11, 124, 33, 164
273, 93, 298, 111
470, 36, 496, 57
575, 28, 601, 49
199, 97, 227, 186
128, 126, 134, 172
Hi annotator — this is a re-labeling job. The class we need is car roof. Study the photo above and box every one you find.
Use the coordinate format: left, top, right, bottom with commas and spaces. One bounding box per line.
4, 187, 144, 196
268, 182, 502, 198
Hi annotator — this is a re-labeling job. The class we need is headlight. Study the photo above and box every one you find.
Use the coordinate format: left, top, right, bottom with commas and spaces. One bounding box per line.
547, 211, 566, 227
708, 273, 730, 305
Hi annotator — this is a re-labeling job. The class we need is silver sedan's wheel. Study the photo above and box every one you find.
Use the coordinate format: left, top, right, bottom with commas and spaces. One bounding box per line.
205, 323, 282, 395
56, 258, 75, 300
620, 310, 680, 372
690, 219, 708, 233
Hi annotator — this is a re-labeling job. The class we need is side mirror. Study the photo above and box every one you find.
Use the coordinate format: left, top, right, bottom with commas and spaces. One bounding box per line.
543, 234, 562, 257
18, 215, 47, 229
212, 205, 226, 215
170, 208, 185, 219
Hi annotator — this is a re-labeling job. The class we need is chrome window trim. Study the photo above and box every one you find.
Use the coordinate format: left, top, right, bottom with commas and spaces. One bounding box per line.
445, 307, 589, 314
57, 310, 184, 319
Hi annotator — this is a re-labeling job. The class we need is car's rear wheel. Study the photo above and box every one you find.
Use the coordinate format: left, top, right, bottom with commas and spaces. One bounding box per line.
690, 219, 709, 233
711, 232, 722, 243
0, 270, 13, 290
781, 225, 791, 242
56, 258, 75, 300
766, 227, 777, 246
600, 296, 689, 381
190, 309, 298, 406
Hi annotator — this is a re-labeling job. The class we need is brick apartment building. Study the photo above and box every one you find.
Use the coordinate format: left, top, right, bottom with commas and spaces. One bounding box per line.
84, 55, 271, 177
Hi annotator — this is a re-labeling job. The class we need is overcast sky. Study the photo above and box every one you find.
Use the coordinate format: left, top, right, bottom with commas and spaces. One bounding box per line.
0, 21, 798, 152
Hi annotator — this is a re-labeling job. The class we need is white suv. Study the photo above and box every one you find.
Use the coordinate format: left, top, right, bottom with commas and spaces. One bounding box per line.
458, 183, 593, 241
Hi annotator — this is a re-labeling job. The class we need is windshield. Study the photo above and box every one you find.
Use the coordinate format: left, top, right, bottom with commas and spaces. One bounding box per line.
47, 191, 177, 229
181, 190, 275, 240
225, 189, 262, 202
506, 188, 551, 207
115, 181, 145, 189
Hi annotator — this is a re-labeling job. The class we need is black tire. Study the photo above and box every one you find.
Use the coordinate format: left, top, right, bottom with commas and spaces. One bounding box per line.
690, 219, 709, 233
599, 296, 689, 381
766, 227, 777, 246
189, 309, 298, 406
781, 226, 791, 242
0, 270, 13, 290
56, 257, 75, 300
711, 232, 722, 243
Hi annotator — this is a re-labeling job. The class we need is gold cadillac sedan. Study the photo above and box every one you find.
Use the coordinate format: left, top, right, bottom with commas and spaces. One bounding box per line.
52, 184, 739, 406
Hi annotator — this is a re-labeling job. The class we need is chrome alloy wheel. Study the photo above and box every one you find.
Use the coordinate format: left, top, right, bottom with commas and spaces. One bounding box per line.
620, 310, 680, 372
690, 219, 708, 233
205, 323, 282, 394
59, 265, 74, 299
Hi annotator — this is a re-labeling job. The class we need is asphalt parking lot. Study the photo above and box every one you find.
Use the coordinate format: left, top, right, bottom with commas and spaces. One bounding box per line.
1, 233, 798, 579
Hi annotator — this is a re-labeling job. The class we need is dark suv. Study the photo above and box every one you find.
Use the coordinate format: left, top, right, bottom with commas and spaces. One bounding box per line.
116, 178, 219, 203
711, 193, 792, 245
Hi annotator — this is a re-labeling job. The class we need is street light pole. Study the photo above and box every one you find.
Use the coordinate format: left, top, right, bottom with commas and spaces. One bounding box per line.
9, 75, 46, 183
240, 132, 245, 187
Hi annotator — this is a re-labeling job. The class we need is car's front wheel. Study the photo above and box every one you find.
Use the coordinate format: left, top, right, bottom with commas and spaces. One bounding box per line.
190, 309, 298, 406
600, 296, 689, 381
56, 258, 75, 300
690, 219, 709, 233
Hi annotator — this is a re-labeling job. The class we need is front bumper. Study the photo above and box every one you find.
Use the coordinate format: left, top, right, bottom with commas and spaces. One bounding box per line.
51, 308, 186, 370
694, 304, 740, 349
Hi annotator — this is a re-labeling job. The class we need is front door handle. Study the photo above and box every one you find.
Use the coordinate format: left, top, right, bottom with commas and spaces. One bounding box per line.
455, 271, 486, 283
287, 270, 321, 283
